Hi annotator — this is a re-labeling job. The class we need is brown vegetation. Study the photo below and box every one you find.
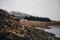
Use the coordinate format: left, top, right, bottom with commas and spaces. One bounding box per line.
20, 19, 60, 29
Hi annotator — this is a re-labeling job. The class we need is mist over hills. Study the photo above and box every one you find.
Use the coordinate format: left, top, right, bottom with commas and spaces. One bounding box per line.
10, 11, 60, 26
11, 11, 31, 19
11, 11, 51, 22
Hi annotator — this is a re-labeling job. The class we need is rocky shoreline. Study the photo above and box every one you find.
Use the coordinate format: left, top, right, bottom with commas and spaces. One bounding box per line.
0, 9, 60, 40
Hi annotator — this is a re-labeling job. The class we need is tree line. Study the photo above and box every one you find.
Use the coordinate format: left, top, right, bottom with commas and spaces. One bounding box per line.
24, 16, 51, 22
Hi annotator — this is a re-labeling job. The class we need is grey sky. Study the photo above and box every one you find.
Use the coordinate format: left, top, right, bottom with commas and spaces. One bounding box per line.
0, 0, 60, 21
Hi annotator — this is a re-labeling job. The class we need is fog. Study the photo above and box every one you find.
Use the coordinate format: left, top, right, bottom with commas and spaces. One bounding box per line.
0, 0, 60, 21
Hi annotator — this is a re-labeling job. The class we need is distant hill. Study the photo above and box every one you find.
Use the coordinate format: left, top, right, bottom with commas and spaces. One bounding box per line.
11, 11, 51, 22
11, 11, 31, 19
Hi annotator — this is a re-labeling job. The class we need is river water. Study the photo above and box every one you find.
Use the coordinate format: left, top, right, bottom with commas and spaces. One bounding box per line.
44, 28, 60, 37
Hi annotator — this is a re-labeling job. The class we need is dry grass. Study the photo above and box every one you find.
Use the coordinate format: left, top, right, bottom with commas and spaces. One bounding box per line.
19, 19, 60, 29
19, 20, 52, 29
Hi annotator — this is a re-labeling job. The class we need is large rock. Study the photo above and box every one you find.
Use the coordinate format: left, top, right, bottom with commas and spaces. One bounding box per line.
0, 9, 27, 40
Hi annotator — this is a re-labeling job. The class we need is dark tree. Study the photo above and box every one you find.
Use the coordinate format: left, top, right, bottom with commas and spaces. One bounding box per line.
24, 16, 51, 22
24, 16, 29, 19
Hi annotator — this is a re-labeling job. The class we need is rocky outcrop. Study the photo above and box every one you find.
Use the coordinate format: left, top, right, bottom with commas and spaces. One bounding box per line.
0, 9, 27, 40
0, 9, 59, 40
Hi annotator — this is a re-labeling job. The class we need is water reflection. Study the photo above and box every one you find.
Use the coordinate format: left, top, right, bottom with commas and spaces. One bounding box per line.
44, 28, 60, 37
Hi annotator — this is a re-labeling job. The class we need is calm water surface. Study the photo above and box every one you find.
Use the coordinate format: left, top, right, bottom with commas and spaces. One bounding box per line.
44, 28, 60, 37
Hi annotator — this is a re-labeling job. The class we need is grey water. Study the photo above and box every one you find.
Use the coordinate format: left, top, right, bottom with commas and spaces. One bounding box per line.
44, 28, 60, 37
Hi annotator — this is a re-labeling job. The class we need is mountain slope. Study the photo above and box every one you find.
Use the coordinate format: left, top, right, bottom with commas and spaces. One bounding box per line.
11, 11, 31, 19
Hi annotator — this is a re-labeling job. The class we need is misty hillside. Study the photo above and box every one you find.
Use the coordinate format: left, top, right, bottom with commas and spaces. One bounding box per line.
11, 11, 51, 22
11, 11, 31, 19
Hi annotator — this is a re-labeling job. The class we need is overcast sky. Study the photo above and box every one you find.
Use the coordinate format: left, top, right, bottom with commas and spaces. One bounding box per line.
0, 0, 60, 21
